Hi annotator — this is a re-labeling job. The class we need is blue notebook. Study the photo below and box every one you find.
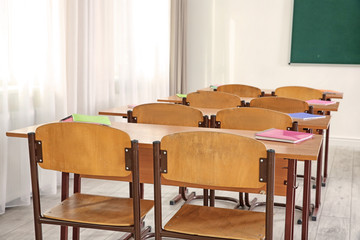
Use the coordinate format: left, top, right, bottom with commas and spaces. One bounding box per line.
288, 112, 326, 121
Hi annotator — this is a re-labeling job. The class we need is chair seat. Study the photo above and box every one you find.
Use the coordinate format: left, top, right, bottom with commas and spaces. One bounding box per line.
44, 193, 154, 226
164, 204, 265, 240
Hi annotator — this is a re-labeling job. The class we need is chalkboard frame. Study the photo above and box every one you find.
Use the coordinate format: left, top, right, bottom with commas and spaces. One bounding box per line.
290, 0, 360, 65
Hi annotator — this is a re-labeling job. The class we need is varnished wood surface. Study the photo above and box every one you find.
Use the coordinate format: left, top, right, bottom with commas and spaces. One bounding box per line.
132, 103, 203, 127
98, 106, 331, 130
216, 107, 293, 131
7, 121, 322, 161
161, 131, 267, 191
157, 95, 254, 104
198, 87, 344, 99
164, 204, 266, 239
275, 86, 324, 101
217, 84, 262, 97
250, 97, 310, 114
44, 193, 153, 226
36, 123, 132, 178
311, 101, 339, 112
186, 91, 242, 108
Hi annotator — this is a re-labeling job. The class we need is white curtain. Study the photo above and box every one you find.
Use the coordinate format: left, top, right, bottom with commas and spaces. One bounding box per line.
0, 0, 170, 215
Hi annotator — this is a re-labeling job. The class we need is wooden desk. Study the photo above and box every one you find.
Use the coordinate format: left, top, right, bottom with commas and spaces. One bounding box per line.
157, 95, 254, 105
197, 87, 344, 99
99, 106, 331, 131
7, 121, 321, 240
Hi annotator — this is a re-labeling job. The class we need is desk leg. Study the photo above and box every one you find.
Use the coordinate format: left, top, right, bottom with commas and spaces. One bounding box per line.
312, 143, 323, 221
61, 172, 69, 240
72, 174, 81, 240
284, 159, 297, 240
323, 125, 330, 186
302, 161, 311, 240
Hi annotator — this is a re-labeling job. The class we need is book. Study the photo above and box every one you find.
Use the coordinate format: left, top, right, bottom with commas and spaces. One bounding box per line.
288, 112, 326, 121
210, 84, 220, 90
176, 93, 187, 98
61, 114, 111, 126
255, 128, 313, 144
306, 99, 336, 105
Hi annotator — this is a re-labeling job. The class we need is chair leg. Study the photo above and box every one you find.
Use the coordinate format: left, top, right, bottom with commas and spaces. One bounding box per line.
34, 221, 43, 240
72, 227, 80, 240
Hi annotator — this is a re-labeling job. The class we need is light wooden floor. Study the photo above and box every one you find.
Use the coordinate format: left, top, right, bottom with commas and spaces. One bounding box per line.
0, 145, 359, 240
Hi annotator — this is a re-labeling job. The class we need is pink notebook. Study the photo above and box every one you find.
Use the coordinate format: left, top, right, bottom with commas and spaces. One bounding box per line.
255, 128, 313, 144
306, 99, 336, 105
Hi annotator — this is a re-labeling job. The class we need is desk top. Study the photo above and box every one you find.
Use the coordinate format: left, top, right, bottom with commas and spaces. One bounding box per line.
6, 121, 322, 161
157, 95, 339, 112
198, 87, 343, 99
99, 106, 331, 130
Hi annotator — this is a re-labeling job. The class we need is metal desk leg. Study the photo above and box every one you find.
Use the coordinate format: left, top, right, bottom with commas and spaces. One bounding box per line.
302, 161, 312, 240
323, 125, 330, 186
284, 159, 297, 240
61, 172, 69, 240
312, 143, 323, 221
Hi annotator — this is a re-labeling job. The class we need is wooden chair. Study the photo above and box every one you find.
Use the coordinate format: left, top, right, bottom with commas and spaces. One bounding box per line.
127, 103, 208, 205
128, 103, 208, 127
274, 86, 324, 101
250, 96, 312, 113
217, 83, 263, 97
153, 131, 275, 240
27, 122, 154, 240
212, 107, 297, 209
184, 91, 243, 108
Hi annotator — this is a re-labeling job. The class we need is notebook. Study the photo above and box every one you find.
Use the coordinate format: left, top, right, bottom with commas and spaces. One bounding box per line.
210, 84, 220, 90
61, 114, 111, 126
176, 93, 187, 98
255, 128, 313, 144
288, 112, 326, 121
306, 99, 336, 105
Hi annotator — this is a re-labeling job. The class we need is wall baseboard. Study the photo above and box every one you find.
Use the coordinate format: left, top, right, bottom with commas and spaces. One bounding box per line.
330, 136, 360, 149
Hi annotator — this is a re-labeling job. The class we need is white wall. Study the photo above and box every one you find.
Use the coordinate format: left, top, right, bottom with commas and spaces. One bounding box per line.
186, 0, 360, 144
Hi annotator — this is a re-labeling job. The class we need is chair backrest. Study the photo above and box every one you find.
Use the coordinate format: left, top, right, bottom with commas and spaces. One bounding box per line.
275, 86, 323, 101
214, 107, 293, 131
250, 96, 310, 113
217, 84, 262, 97
155, 131, 274, 193
130, 103, 206, 127
185, 91, 242, 108
33, 122, 132, 178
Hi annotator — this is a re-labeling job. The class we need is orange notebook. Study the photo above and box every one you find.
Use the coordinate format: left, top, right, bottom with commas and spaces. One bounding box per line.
255, 128, 313, 144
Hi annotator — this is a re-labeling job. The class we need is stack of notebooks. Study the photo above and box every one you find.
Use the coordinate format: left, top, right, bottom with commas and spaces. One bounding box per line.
288, 112, 326, 120
306, 99, 336, 105
255, 128, 313, 144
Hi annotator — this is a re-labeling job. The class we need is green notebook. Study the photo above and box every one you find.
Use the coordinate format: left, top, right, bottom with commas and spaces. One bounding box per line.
176, 93, 187, 98
61, 114, 111, 126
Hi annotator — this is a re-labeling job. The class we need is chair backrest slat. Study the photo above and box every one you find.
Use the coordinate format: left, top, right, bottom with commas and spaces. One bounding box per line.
250, 96, 309, 113
132, 103, 204, 127
186, 91, 242, 108
35, 122, 131, 178
160, 131, 267, 192
216, 107, 293, 131
275, 86, 323, 101
217, 84, 262, 97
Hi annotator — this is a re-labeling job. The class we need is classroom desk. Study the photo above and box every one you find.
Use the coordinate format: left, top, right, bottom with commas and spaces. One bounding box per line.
7, 121, 322, 240
100, 105, 330, 223
197, 87, 344, 100
157, 95, 254, 105
157, 95, 340, 112
99, 106, 331, 130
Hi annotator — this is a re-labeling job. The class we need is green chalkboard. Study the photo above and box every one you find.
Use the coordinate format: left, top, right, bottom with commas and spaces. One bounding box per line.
290, 0, 360, 64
